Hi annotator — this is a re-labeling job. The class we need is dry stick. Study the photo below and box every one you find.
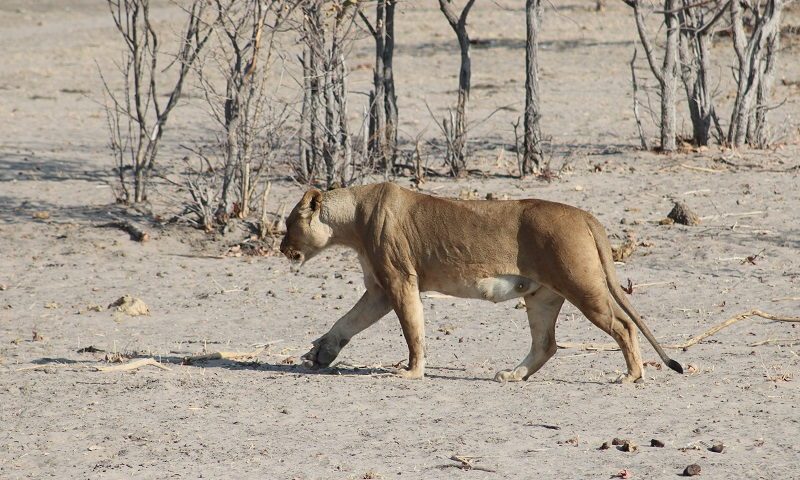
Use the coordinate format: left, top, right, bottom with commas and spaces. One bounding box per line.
558, 310, 800, 352
680, 163, 726, 173
95, 358, 171, 372
184, 348, 264, 363
556, 342, 619, 352
97, 219, 150, 242
750, 338, 799, 347
446, 455, 497, 473
668, 310, 800, 350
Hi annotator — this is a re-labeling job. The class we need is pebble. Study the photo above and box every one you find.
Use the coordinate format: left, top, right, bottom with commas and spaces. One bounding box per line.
683, 464, 701, 476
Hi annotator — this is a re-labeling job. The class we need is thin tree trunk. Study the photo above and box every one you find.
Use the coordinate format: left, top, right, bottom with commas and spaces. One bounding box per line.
660, 0, 678, 152
523, 0, 544, 175
439, 0, 476, 176
383, 0, 398, 170
372, 1, 387, 169
337, 53, 353, 185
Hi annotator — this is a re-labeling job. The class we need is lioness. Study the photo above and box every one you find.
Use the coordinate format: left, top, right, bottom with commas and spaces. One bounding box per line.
280, 182, 682, 382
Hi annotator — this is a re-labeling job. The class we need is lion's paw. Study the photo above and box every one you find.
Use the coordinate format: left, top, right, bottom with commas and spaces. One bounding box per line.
301, 334, 347, 369
395, 366, 425, 380
614, 373, 644, 384
494, 369, 525, 383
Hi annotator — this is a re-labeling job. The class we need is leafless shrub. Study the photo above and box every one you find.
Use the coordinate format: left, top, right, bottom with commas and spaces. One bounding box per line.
676, 0, 727, 146
359, 1, 398, 173
193, 0, 296, 226
438, 0, 476, 177
294, 0, 363, 190
728, 0, 787, 148
623, 0, 680, 152
523, 0, 546, 175
100, 0, 214, 204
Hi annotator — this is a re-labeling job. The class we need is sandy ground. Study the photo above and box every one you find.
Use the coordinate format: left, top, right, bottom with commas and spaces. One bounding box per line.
2, 1, 800, 479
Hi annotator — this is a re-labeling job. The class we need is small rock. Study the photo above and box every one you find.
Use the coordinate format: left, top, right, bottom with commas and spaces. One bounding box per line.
650, 439, 665, 448
659, 217, 675, 226
108, 295, 150, 316
599, 441, 611, 450
667, 201, 700, 226
708, 443, 724, 453
32, 330, 44, 342
619, 440, 638, 452
0, 284, 7, 291
683, 464, 701, 476
612, 438, 627, 446
32, 211, 50, 220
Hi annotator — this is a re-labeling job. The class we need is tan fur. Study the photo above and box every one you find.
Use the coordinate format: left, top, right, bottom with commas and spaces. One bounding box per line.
280, 182, 682, 382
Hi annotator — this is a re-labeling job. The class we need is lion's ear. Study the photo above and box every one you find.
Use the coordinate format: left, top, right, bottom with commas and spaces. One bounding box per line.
299, 188, 323, 217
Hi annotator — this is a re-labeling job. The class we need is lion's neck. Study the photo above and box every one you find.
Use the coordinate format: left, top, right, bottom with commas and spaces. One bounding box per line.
319, 189, 359, 248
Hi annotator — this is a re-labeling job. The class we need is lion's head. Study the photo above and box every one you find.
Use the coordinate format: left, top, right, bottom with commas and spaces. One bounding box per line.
280, 189, 333, 265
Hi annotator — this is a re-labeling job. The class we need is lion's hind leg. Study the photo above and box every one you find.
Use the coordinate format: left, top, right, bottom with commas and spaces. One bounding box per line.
576, 296, 644, 383
495, 288, 564, 383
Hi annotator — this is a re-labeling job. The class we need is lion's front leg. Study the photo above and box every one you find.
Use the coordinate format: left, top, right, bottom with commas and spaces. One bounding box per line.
495, 288, 564, 383
385, 279, 426, 379
301, 289, 391, 369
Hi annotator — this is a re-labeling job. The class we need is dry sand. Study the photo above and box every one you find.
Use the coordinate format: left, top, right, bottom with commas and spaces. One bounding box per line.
1, 1, 799, 478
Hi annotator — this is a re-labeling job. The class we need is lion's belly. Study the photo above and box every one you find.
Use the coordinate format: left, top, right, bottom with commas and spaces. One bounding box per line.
422, 275, 539, 303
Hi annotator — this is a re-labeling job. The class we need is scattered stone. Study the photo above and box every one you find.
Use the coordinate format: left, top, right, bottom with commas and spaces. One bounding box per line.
557, 436, 580, 446
612, 232, 637, 262
612, 438, 627, 446
32, 211, 50, 220
77, 346, 106, 354
32, 330, 44, 342
709, 443, 724, 453
667, 201, 700, 226
108, 295, 150, 316
281, 356, 296, 365
437, 325, 455, 335
659, 217, 675, 226
650, 439, 665, 448
613, 469, 633, 479
599, 441, 611, 450
618, 440, 638, 452
683, 464, 701, 476
44, 301, 60, 309
0, 284, 7, 291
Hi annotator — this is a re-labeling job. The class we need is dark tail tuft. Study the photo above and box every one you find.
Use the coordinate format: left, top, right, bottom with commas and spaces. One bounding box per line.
667, 359, 683, 374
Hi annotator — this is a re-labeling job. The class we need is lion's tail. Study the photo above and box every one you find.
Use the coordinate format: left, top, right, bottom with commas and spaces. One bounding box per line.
587, 219, 683, 374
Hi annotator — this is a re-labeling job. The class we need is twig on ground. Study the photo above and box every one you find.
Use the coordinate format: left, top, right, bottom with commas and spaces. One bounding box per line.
95, 358, 170, 372
667, 310, 800, 350
680, 163, 727, 173
557, 310, 800, 352
749, 338, 798, 347
96, 219, 150, 242
183, 348, 264, 364
441, 455, 497, 473
557, 342, 620, 352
